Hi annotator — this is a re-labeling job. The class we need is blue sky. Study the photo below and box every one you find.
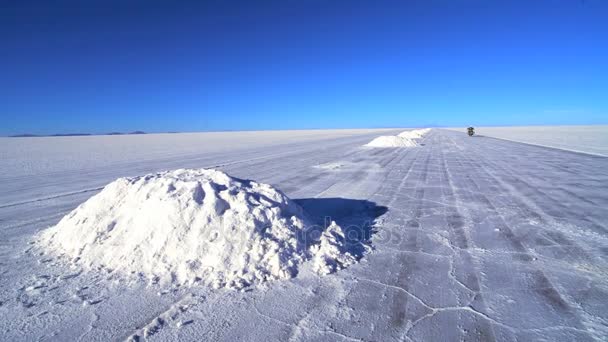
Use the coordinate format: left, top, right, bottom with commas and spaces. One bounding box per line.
1, 0, 607, 135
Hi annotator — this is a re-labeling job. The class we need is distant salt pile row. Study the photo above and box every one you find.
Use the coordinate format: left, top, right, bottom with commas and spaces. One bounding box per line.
398, 128, 431, 140
39, 169, 356, 289
365, 135, 419, 147
365, 128, 431, 148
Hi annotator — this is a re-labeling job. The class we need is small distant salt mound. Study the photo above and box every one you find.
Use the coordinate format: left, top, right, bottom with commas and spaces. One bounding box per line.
39, 169, 356, 289
365, 128, 431, 148
398, 128, 431, 140
365, 135, 418, 148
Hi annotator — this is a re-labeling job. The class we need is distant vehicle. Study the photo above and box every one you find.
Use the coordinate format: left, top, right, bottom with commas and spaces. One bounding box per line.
467, 127, 475, 136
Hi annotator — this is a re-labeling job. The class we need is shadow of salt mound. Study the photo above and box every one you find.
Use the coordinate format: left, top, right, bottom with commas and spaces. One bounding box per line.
294, 198, 388, 259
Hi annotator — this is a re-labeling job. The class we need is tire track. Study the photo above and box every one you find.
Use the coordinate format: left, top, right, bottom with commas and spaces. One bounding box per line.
443, 132, 593, 335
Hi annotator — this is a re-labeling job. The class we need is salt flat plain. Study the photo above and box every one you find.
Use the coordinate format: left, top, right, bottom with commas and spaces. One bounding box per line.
1, 128, 607, 341
448, 125, 608, 156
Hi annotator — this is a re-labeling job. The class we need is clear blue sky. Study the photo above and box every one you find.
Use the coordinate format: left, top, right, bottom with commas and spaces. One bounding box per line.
1, 0, 607, 135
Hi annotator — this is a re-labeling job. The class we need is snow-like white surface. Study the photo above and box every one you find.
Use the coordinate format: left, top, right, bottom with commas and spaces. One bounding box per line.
1, 127, 607, 341
397, 128, 431, 140
365, 135, 419, 147
446, 125, 608, 156
0, 129, 396, 208
40, 168, 355, 289
365, 128, 430, 147
0, 129, 396, 179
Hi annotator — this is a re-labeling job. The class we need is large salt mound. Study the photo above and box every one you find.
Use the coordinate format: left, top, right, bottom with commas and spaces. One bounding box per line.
39, 169, 355, 289
364, 135, 418, 148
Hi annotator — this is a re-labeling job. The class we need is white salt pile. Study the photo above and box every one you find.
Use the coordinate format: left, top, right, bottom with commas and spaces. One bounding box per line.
398, 128, 431, 140
365, 135, 418, 147
364, 128, 431, 148
39, 169, 356, 289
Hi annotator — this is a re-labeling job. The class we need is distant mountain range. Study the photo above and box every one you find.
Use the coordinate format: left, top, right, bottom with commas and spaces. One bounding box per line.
9, 131, 147, 137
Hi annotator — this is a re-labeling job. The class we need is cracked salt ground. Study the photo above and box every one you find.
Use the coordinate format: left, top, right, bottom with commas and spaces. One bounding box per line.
1, 128, 608, 341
